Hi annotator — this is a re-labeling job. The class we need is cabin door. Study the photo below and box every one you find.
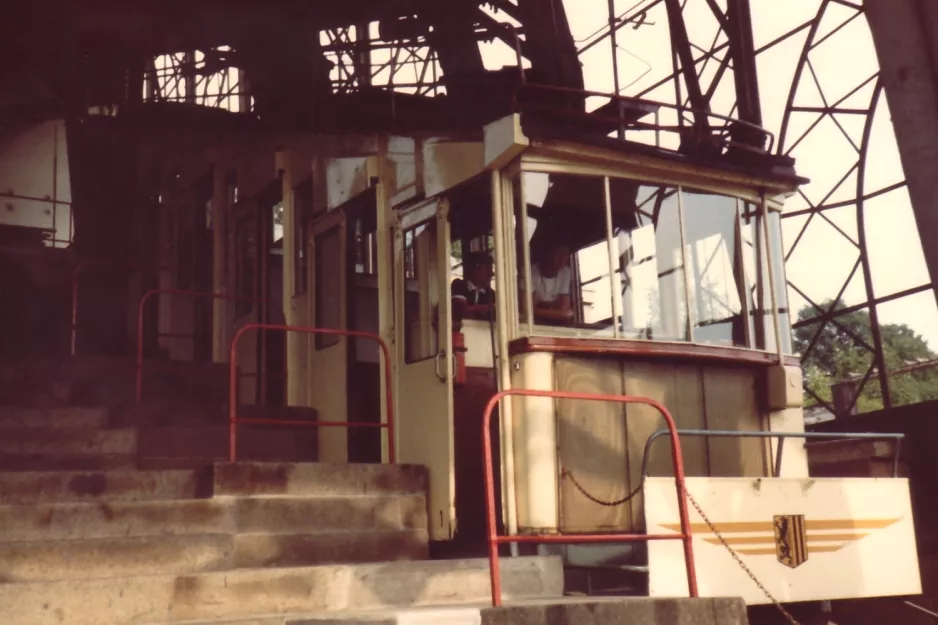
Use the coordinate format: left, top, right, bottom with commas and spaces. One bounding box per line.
395, 198, 456, 541
230, 198, 262, 404
307, 207, 348, 462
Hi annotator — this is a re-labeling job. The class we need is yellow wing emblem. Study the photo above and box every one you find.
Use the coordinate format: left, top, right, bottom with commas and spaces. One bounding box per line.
661, 518, 900, 569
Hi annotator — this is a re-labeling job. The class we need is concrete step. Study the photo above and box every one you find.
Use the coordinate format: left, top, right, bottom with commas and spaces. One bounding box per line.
0, 533, 235, 582
231, 494, 427, 534
0, 426, 137, 455
0, 528, 429, 582
0, 406, 108, 428
0, 356, 229, 407
214, 462, 428, 498
116, 400, 320, 428
0, 494, 426, 542
232, 529, 428, 567
0, 453, 137, 472
0, 556, 562, 625
155, 597, 749, 625
141, 426, 317, 463
0, 499, 232, 542
117, 399, 228, 427
0, 468, 207, 504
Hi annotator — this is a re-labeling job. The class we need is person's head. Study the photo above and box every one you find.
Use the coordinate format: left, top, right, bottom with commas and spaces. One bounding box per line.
465, 251, 494, 286
539, 243, 571, 276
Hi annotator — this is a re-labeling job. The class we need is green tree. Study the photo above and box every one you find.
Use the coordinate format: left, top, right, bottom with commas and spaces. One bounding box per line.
794, 299, 938, 412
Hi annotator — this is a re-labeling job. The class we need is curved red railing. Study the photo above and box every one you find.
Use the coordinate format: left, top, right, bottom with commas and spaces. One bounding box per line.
228, 323, 396, 464
482, 389, 698, 606
136, 288, 255, 401
72, 260, 171, 356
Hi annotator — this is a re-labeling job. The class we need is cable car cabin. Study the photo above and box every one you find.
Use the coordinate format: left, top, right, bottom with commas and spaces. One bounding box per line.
287, 113, 919, 608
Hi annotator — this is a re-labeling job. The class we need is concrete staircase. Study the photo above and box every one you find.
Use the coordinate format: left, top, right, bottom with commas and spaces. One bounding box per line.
0, 460, 564, 625
0, 358, 563, 624
0, 356, 749, 624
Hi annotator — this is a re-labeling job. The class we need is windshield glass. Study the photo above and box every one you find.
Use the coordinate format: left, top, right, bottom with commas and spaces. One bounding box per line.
513, 171, 790, 351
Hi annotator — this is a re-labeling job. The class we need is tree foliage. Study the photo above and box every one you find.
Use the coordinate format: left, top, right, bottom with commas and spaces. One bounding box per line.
794, 299, 938, 412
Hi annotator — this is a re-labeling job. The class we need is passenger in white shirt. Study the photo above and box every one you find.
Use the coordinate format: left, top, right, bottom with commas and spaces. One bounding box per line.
529, 244, 575, 324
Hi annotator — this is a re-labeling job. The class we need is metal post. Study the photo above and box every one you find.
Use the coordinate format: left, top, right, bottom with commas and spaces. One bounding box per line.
603, 177, 622, 337
607, 0, 624, 140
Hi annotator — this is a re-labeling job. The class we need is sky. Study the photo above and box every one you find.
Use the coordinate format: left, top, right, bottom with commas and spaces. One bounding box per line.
474, 0, 938, 352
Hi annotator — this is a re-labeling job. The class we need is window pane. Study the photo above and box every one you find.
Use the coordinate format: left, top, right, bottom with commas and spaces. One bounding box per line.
740, 204, 791, 353
404, 220, 440, 362
272, 201, 284, 244
517, 172, 614, 332
767, 211, 793, 353
293, 177, 313, 295
682, 190, 746, 347
740, 203, 760, 345
616, 185, 687, 341
235, 213, 256, 317
314, 226, 341, 349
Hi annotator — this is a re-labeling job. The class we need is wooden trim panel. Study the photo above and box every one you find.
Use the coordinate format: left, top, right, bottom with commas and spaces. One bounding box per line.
508, 336, 800, 367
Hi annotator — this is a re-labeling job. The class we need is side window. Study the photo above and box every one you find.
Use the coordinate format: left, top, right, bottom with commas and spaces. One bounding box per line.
234, 211, 256, 317
682, 190, 746, 347
293, 176, 313, 295
616, 185, 687, 341
314, 226, 341, 349
404, 219, 440, 362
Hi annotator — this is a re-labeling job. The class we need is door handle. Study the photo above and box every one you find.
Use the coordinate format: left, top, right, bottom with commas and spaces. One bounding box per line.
434, 350, 447, 382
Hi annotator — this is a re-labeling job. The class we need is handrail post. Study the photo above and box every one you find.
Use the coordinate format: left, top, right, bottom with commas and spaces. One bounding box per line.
228, 322, 396, 465
74, 260, 172, 358
135, 289, 155, 402
135, 287, 262, 403
482, 389, 698, 607
70, 270, 80, 356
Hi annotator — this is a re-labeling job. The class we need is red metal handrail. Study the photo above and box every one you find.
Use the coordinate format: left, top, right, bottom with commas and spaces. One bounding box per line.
136, 288, 255, 401
72, 260, 171, 356
228, 323, 396, 464
482, 388, 698, 606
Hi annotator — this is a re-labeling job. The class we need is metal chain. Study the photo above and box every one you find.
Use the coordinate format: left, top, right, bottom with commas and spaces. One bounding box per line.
683, 489, 801, 625
561, 468, 642, 507
562, 471, 803, 625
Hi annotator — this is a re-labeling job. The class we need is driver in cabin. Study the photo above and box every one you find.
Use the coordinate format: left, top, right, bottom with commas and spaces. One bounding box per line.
451, 251, 496, 329
531, 243, 575, 323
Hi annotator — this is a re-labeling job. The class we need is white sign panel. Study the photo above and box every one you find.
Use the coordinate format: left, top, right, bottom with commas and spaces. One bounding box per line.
644, 476, 921, 605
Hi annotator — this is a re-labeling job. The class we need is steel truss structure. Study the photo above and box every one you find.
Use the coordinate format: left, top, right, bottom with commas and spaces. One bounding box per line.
320, 24, 445, 95
133, 0, 932, 418
143, 48, 251, 112
578, 0, 932, 418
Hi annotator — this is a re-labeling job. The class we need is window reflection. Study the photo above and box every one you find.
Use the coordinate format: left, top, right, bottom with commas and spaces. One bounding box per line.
764, 210, 793, 353
516, 172, 617, 334
403, 221, 440, 362
682, 190, 746, 347
512, 171, 792, 352
740, 203, 792, 353
615, 185, 687, 341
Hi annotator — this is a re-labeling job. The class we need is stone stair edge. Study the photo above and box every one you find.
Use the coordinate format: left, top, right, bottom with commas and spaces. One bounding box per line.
0, 555, 557, 584
0, 556, 562, 625
105, 597, 751, 625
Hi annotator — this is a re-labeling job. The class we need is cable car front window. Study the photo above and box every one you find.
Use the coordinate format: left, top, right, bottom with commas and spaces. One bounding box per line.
682, 190, 747, 347
513, 168, 789, 352
516, 172, 619, 335
616, 184, 688, 341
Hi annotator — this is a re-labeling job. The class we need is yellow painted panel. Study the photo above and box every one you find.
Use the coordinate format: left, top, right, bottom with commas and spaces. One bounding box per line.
307, 211, 348, 462
703, 368, 766, 477
555, 356, 630, 532
394, 201, 455, 541
622, 362, 707, 527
